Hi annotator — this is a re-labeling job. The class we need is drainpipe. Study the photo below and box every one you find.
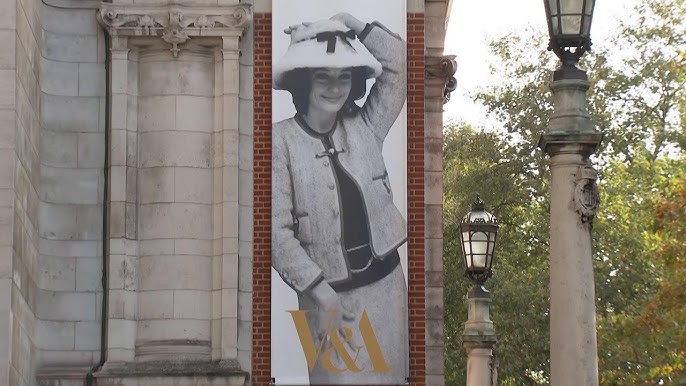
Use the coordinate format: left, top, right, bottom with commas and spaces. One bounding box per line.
86, 22, 111, 386
37, 0, 109, 384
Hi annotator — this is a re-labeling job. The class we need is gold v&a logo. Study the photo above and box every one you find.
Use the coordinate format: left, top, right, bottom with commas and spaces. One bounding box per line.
287, 309, 390, 374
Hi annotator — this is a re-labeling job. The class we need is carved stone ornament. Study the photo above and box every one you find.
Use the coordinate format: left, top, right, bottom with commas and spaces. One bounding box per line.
98, 4, 252, 57
426, 55, 457, 104
574, 164, 600, 223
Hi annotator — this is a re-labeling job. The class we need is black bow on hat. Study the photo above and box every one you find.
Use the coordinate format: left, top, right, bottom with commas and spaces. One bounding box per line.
315, 30, 357, 53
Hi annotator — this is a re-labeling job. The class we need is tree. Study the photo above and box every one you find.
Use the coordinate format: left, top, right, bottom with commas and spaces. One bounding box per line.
443, 123, 552, 385
596, 161, 686, 385
444, 0, 686, 383
595, 0, 686, 162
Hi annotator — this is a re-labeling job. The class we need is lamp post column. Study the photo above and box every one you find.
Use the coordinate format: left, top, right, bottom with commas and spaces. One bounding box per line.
539, 77, 603, 386
462, 286, 497, 386
459, 196, 499, 385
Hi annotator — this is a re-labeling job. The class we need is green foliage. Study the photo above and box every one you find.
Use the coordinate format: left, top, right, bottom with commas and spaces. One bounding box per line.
595, 158, 686, 385
444, 0, 686, 384
443, 123, 552, 385
594, 0, 686, 162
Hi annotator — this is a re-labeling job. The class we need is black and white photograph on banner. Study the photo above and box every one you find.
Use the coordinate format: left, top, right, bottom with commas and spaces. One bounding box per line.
270, 0, 408, 384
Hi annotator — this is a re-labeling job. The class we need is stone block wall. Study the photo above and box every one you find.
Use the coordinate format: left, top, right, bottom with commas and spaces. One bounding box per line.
0, 0, 106, 383
0, 0, 16, 379
35, 3, 104, 376
237, 0, 255, 372
424, 2, 450, 385
0, 0, 447, 383
0, 0, 16, 381
9, 0, 42, 382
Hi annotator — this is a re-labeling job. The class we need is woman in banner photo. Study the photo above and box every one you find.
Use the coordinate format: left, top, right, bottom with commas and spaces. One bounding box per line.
272, 11, 408, 385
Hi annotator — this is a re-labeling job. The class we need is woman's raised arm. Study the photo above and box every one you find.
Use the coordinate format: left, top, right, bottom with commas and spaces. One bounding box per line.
343, 16, 406, 142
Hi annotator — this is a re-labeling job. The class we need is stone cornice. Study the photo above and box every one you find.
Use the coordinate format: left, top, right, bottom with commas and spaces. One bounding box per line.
98, 3, 252, 56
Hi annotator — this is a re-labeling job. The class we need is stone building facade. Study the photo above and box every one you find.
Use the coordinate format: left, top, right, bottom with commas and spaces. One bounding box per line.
0, 0, 455, 384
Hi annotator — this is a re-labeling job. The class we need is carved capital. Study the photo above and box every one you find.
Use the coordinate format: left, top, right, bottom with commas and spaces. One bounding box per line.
426, 54, 457, 104
98, 4, 252, 57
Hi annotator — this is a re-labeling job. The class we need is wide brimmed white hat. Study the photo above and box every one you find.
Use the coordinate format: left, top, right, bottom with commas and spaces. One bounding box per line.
273, 19, 383, 90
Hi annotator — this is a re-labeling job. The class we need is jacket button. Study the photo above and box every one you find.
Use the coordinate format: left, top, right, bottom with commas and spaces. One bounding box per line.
323, 160, 330, 167
332, 209, 339, 217
328, 183, 335, 190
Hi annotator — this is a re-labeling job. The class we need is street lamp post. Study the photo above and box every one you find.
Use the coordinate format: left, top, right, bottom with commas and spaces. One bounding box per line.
540, 1, 602, 385
459, 195, 499, 386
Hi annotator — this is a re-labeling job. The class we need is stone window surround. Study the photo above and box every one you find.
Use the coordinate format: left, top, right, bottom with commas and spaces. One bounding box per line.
95, 2, 253, 376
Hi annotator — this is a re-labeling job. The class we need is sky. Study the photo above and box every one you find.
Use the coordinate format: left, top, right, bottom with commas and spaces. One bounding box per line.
443, 0, 641, 125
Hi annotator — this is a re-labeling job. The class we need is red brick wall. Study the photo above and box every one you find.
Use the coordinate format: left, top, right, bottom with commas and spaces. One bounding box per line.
407, 14, 426, 386
253, 12, 272, 385
252, 13, 426, 385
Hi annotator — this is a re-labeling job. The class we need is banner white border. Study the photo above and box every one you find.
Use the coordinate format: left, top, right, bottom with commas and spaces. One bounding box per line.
271, 1, 407, 383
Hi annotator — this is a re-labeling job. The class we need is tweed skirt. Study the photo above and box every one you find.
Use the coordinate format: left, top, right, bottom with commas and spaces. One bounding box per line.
298, 264, 408, 385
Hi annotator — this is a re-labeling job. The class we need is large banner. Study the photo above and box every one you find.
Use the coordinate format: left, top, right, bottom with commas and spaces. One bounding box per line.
271, 1, 407, 384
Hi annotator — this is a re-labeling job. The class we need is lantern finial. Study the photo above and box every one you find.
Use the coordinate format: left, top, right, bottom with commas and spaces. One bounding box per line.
472, 194, 485, 211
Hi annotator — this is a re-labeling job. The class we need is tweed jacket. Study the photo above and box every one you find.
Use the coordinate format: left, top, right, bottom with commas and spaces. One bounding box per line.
272, 25, 407, 293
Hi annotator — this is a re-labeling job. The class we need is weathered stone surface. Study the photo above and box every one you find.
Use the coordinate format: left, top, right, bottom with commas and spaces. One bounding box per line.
74, 321, 101, 351
138, 203, 212, 240
78, 63, 105, 97
40, 59, 79, 96
175, 96, 213, 132
41, 7, 98, 35
137, 319, 210, 342
35, 320, 75, 350
173, 290, 211, 319
109, 289, 138, 320
138, 255, 211, 291
42, 32, 97, 63
41, 131, 78, 167
138, 58, 215, 97
138, 167, 174, 204
77, 132, 105, 168
36, 255, 76, 291
138, 96, 176, 132
94, 360, 247, 386
36, 290, 96, 321
75, 257, 101, 291
40, 94, 100, 133
426, 318, 445, 347
175, 167, 212, 204
139, 132, 211, 168
0, 70, 15, 109
41, 166, 100, 205
426, 346, 445, 376
426, 285, 444, 319
138, 290, 173, 320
